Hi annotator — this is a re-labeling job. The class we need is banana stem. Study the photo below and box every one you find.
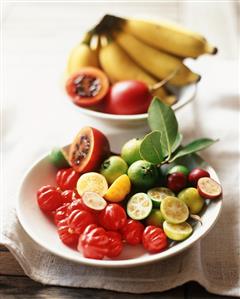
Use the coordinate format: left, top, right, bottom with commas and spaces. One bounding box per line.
81, 31, 94, 46
149, 68, 179, 92
93, 14, 125, 34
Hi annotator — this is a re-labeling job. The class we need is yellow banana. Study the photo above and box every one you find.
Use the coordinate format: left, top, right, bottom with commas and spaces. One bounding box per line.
99, 40, 157, 85
122, 18, 217, 58
153, 90, 176, 106
67, 33, 99, 75
99, 40, 176, 105
115, 31, 200, 86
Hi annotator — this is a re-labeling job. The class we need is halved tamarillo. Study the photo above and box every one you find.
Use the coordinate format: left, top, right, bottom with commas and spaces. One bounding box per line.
65, 67, 109, 107
69, 127, 110, 173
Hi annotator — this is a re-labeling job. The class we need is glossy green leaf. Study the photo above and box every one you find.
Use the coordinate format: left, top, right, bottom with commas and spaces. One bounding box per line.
139, 131, 164, 164
169, 138, 218, 162
148, 98, 178, 158
171, 132, 183, 154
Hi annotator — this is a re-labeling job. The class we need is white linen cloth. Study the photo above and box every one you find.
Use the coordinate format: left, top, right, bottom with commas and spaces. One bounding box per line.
1, 2, 239, 297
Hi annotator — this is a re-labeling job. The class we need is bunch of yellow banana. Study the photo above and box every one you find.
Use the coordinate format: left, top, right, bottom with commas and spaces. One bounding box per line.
67, 31, 99, 76
122, 18, 217, 58
66, 15, 217, 106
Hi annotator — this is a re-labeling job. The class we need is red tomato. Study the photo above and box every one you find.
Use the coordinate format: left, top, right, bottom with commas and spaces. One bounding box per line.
142, 226, 168, 253
67, 198, 91, 215
61, 189, 80, 203
121, 219, 144, 245
56, 168, 80, 191
103, 80, 152, 115
78, 224, 109, 259
54, 203, 70, 226
98, 204, 127, 231
106, 231, 123, 258
68, 209, 96, 234
37, 185, 62, 213
57, 218, 79, 247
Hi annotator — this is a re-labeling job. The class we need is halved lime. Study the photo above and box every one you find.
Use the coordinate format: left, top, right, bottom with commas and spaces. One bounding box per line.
127, 193, 152, 220
147, 187, 175, 208
163, 221, 193, 241
160, 196, 189, 224
82, 192, 107, 211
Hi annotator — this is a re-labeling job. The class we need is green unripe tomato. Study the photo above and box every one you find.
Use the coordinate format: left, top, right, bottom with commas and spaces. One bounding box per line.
178, 187, 204, 214
146, 209, 165, 227
128, 160, 158, 189
121, 138, 142, 165
168, 165, 190, 176
100, 156, 128, 184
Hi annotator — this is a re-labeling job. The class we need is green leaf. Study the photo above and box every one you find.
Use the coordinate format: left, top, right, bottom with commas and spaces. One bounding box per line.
139, 131, 164, 164
148, 98, 178, 158
169, 138, 218, 162
171, 132, 183, 154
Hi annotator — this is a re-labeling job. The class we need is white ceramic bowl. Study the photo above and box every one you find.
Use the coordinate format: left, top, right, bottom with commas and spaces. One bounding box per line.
17, 151, 222, 268
68, 84, 197, 126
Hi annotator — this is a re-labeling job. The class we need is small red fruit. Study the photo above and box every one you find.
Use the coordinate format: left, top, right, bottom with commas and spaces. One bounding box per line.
58, 219, 79, 247
37, 185, 62, 213
69, 127, 110, 173
67, 198, 91, 215
142, 226, 168, 253
167, 172, 187, 193
61, 189, 80, 203
106, 231, 123, 258
197, 177, 222, 199
65, 67, 109, 107
78, 224, 109, 259
121, 219, 144, 245
56, 168, 80, 191
68, 209, 96, 234
188, 168, 210, 186
54, 203, 70, 226
57, 218, 79, 247
98, 204, 127, 231
103, 80, 152, 115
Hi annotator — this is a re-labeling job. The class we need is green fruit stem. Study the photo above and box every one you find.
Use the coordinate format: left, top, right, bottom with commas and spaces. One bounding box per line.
81, 30, 94, 46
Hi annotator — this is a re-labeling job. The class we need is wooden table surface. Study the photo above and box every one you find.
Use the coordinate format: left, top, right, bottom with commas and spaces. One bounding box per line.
0, 244, 236, 299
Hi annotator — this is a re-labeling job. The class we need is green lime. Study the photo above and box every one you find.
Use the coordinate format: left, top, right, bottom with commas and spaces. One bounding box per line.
100, 156, 128, 184
121, 138, 142, 165
163, 221, 193, 241
146, 209, 165, 227
127, 193, 152, 220
49, 147, 70, 168
147, 187, 175, 208
128, 160, 159, 189
178, 187, 204, 214
160, 196, 189, 224
168, 165, 190, 176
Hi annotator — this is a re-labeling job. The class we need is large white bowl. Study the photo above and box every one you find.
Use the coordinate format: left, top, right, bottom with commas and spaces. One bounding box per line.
17, 150, 222, 268
68, 83, 197, 126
